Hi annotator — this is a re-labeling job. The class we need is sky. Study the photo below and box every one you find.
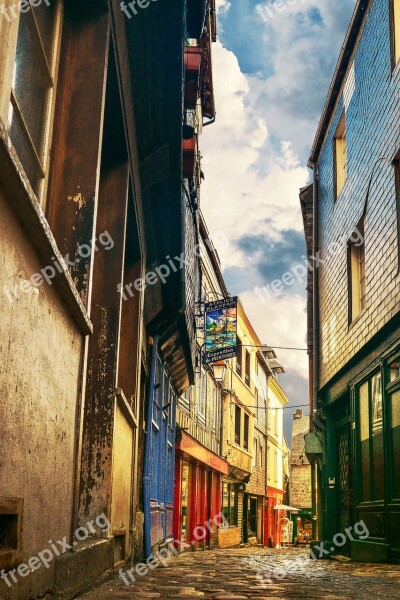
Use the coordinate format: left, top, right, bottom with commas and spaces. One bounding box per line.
200, 0, 357, 440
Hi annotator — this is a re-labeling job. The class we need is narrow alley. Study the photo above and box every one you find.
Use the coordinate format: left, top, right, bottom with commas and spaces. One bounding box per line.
78, 548, 400, 600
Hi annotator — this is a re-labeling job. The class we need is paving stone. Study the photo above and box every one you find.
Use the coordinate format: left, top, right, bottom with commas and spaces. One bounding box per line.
77, 547, 400, 600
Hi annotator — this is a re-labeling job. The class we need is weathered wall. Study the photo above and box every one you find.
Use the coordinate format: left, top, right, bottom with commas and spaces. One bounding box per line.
290, 465, 312, 509
246, 429, 265, 497
0, 189, 83, 599
290, 412, 311, 509
317, 0, 400, 389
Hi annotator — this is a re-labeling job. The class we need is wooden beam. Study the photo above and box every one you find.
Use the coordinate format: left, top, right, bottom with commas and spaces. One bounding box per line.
46, 6, 110, 307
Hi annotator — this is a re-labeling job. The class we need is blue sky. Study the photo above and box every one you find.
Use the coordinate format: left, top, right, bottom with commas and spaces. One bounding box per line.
201, 0, 357, 439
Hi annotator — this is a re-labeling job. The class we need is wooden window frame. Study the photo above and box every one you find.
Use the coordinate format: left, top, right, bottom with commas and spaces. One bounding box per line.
236, 338, 243, 376
391, 0, 400, 70
7, 0, 63, 206
333, 111, 347, 200
348, 217, 366, 324
245, 350, 251, 386
221, 482, 238, 527
198, 368, 207, 425
234, 403, 241, 445
357, 371, 384, 504
243, 412, 249, 451
394, 156, 400, 272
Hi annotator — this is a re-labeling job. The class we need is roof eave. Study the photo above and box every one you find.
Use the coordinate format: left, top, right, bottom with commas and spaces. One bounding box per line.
308, 0, 370, 167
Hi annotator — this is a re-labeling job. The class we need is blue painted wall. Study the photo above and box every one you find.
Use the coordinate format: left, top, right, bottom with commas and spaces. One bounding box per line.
144, 345, 177, 556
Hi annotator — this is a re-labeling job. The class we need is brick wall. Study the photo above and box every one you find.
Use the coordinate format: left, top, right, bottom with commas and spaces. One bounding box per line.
290, 412, 311, 508
316, 0, 400, 390
290, 465, 312, 508
247, 429, 266, 496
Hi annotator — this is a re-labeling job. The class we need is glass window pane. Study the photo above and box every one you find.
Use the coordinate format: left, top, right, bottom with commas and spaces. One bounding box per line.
230, 487, 236, 526
359, 381, 371, 501
32, 0, 58, 64
391, 390, 400, 499
371, 373, 384, 500
8, 104, 41, 194
389, 358, 400, 383
222, 483, 229, 523
11, 12, 51, 155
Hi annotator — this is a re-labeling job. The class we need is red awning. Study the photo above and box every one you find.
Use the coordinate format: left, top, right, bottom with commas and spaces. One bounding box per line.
177, 431, 229, 475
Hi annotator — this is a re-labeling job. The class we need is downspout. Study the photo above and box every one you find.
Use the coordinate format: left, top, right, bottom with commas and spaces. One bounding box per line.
311, 164, 320, 541
312, 165, 320, 427
265, 375, 270, 547
143, 337, 158, 559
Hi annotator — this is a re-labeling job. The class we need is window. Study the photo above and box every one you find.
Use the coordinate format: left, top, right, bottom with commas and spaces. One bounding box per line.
179, 386, 192, 412
8, 1, 62, 199
394, 158, 400, 269
348, 218, 366, 322
267, 446, 271, 480
198, 369, 207, 424
236, 338, 243, 375
389, 356, 400, 383
221, 482, 237, 526
391, 0, 400, 67
359, 373, 384, 502
245, 350, 251, 386
260, 445, 263, 469
334, 112, 347, 198
275, 407, 279, 434
211, 384, 218, 434
274, 451, 278, 483
234, 404, 241, 445
389, 388, 400, 499
255, 388, 259, 421
244, 413, 249, 451
253, 438, 258, 467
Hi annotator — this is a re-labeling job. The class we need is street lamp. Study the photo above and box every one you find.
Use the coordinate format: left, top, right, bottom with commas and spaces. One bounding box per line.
212, 361, 227, 384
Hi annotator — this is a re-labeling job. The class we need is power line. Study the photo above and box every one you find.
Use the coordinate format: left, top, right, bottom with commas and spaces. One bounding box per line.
241, 344, 308, 351
230, 402, 309, 411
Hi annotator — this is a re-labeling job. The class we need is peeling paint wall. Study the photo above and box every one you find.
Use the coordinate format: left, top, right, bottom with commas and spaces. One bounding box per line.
0, 189, 83, 599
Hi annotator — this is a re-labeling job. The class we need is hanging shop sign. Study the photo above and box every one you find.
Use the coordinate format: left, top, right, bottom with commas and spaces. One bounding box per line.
203, 296, 238, 364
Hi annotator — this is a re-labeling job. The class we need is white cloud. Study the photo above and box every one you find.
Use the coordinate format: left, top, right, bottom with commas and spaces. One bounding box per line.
201, 42, 309, 269
215, 0, 231, 15
200, 2, 355, 387
239, 289, 308, 381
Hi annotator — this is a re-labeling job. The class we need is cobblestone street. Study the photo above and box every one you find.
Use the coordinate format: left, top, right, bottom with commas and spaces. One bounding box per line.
78, 548, 400, 600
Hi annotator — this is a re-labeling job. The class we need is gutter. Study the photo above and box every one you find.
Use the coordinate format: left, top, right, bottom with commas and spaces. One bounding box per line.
143, 337, 158, 559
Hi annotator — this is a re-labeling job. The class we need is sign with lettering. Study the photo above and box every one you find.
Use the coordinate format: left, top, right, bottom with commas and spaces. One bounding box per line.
203, 297, 238, 364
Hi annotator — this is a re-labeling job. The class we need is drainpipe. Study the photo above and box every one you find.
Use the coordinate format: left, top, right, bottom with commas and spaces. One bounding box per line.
311, 164, 320, 541
143, 337, 158, 559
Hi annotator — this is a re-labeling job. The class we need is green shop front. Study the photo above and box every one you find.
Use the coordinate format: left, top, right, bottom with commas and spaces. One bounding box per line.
320, 326, 400, 562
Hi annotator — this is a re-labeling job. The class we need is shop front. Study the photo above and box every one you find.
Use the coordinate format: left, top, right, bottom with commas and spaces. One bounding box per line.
292, 509, 313, 545
264, 486, 284, 547
174, 431, 229, 550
